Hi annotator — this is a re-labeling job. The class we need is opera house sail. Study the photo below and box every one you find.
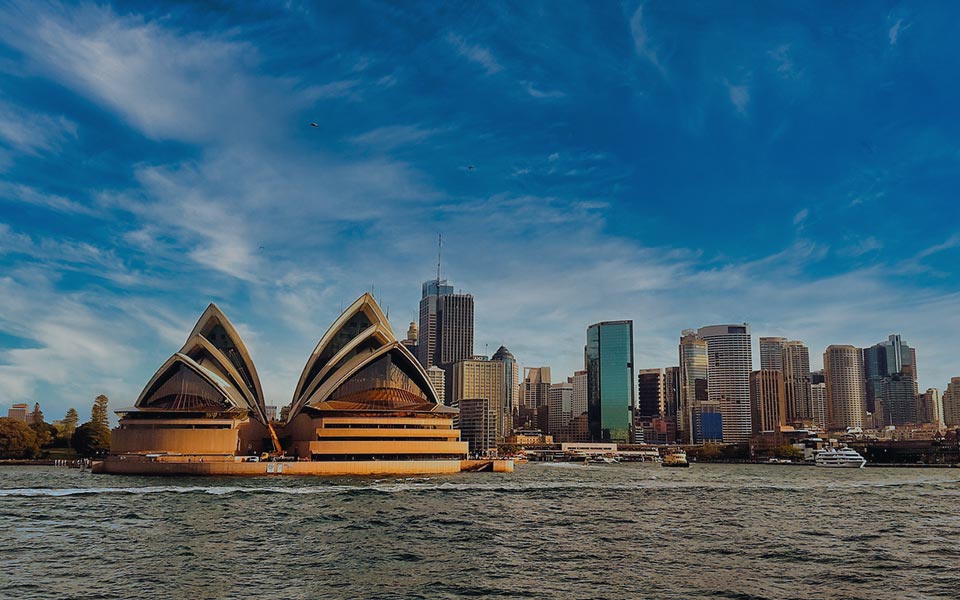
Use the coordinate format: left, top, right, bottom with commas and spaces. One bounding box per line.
285, 294, 468, 466
111, 304, 272, 457
101, 294, 475, 476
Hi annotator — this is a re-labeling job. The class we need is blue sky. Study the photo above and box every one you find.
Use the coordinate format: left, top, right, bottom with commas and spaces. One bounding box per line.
1, 1, 958, 422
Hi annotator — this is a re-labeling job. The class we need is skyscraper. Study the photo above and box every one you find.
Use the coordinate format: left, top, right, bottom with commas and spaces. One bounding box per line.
750, 370, 786, 434
401, 322, 419, 358
452, 356, 510, 442
942, 378, 960, 427
490, 345, 517, 438
426, 365, 446, 405
417, 279, 474, 401
782, 341, 812, 424
571, 370, 588, 421
457, 397, 494, 456
547, 381, 574, 435
824, 345, 866, 430
698, 324, 753, 443
916, 388, 943, 428
637, 368, 664, 421
586, 321, 635, 443
663, 366, 680, 422
863, 334, 918, 426
417, 279, 453, 368
810, 382, 827, 430
521, 367, 552, 409
759, 337, 786, 372
678, 331, 708, 444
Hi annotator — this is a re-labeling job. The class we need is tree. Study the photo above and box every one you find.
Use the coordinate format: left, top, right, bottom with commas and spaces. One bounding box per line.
0, 417, 40, 458
62, 408, 79, 437
91, 395, 110, 429
71, 422, 111, 457
29, 421, 57, 448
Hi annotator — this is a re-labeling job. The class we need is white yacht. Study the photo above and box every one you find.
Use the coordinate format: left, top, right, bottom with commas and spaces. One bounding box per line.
815, 447, 866, 468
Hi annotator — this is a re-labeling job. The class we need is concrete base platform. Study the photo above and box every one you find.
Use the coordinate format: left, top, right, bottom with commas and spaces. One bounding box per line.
94, 457, 513, 476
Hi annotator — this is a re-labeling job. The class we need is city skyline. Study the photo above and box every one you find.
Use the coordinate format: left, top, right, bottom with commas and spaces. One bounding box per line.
1, 2, 959, 421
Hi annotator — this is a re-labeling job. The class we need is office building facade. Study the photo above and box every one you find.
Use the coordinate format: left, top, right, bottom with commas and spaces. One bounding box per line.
678, 331, 708, 444
698, 324, 753, 443
824, 345, 866, 430
750, 370, 786, 434
586, 321, 635, 443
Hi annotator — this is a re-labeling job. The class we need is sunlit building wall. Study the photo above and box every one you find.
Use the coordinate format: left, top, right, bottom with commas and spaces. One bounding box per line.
824, 345, 866, 430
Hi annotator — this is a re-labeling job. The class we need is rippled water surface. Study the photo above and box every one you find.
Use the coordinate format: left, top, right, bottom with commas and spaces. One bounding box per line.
2, 463, 959, 599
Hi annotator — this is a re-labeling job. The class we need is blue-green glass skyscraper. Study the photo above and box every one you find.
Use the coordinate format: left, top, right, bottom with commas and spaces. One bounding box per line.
586, 320, 635, 442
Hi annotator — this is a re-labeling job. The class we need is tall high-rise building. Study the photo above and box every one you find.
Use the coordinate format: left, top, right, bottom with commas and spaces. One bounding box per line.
811, 370, 825, 385
916, 388, 943, 428
637, 368, 664, 421
943, 378, 960, 427
586, 321, 635, 443
663, 366, 680, 421
452, 356, 511, 442
678, 331, 708, 444
417, 279, 474, 401
698, 324, 753, 443
864, 334, 918, 426
759, 337, 787, 372
782, 341, 812, 424
750, 370, 786, 434
571, 370, 588, 421
416, 279, 453, 368
457, 397, 494, 456
810, 382, 827, 430
401, 322, 419, 357
521, 367, 552, 409
426, 366, 446, 405
824, 345, 866, 430
548, 381, 574, 435
490, 346, 517, 437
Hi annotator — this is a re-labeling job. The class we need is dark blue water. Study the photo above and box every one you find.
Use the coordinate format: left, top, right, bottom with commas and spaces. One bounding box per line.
1, 463, 958, 599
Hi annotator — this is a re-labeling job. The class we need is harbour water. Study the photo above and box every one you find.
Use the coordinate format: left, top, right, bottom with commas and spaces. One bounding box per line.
2, 463, 958, 599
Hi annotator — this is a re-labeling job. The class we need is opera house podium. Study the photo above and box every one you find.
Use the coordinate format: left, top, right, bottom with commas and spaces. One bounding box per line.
100, 294, 476, 476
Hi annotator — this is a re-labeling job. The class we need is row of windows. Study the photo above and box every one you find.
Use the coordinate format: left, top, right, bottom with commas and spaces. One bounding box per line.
309, 454, 465, 461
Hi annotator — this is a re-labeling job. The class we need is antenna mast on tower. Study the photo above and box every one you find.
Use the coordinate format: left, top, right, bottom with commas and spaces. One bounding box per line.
436, 233, 442, 287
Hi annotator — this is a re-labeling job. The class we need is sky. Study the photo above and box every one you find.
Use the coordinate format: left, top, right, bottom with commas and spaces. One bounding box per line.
1, 1, 958, 423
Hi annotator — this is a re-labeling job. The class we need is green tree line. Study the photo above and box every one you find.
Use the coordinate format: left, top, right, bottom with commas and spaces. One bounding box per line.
0, 395, 111, 459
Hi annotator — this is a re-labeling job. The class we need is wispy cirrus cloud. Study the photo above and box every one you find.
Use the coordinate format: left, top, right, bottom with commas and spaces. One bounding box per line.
0, 100, 77, 156
445, 32, 502, 75
628, 4, 665, 75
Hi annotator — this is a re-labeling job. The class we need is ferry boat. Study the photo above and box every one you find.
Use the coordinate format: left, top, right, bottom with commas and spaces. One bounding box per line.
814, 447, 866, 468
661, 450, 689, 468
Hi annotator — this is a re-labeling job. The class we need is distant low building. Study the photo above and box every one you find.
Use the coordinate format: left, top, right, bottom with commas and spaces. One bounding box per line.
505, 430, 553, 445
7, 403, 29, 423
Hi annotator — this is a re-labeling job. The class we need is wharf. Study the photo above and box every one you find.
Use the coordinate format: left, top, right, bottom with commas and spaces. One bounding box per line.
92, 456, 513, 476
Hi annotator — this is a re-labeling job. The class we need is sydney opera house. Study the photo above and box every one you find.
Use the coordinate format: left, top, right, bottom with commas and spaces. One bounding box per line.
99, 294, 496, 476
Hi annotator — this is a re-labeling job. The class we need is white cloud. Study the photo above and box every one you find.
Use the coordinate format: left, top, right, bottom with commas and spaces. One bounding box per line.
889, 19, 904, 45
521, 81, 565, 99
628, 4, 665, 76
0, 100, 77, 155
349, 125, 440, 150
445, 33, 502, 75
0, 182, 98, 215
793, 208, 809, 225
2, 4, 314, 144
724, 79, 750, 115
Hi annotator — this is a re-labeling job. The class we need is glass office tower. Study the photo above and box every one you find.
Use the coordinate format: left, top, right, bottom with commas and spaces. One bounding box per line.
586, 321, 635, 442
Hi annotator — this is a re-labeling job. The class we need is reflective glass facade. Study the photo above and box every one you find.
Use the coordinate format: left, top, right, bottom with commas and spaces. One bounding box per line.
586, 321, 635, 442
